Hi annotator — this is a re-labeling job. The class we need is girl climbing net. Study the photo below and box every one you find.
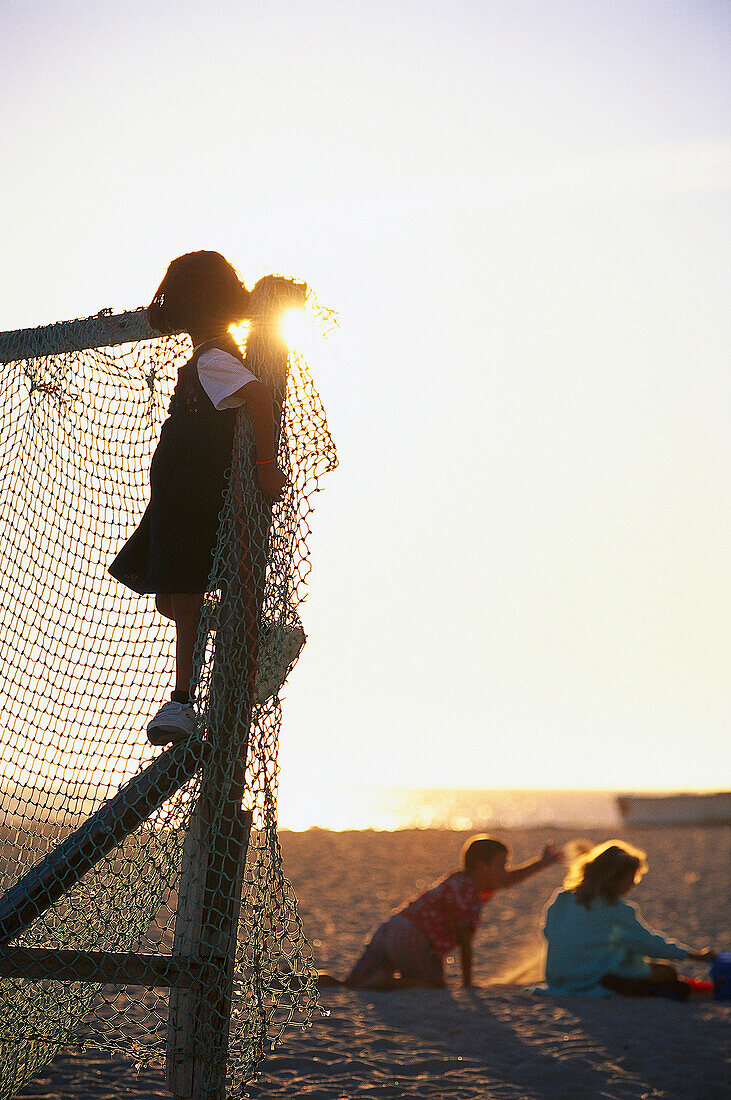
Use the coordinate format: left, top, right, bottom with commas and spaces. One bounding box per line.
109, 250, 287, 744
0, 259, 336, 1095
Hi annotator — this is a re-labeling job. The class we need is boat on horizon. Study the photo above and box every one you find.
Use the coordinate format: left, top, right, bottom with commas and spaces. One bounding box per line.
617, 791, 731, 827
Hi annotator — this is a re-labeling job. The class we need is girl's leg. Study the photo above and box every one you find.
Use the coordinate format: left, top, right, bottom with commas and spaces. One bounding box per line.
383, 916, 445, 988
648, 962, 679, 984
344, 923, 395, 988
601, 964, 688, 999
601, 974, 657, 996
171, 593, 204, 695
155, 594, 174, 620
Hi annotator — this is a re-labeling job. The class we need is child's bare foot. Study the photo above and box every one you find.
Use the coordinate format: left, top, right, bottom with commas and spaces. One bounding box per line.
344, 968, 440, 991
316, 973, 344, 987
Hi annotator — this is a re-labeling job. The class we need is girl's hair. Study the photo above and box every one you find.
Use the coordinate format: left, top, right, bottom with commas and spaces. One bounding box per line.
564, 840, 647, 909
147, 251, 250, 336
461, 834, 509, 874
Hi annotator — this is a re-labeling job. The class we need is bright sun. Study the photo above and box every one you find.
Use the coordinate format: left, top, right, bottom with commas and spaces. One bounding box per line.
230, 298, 335, 365
278, 306, 313, 350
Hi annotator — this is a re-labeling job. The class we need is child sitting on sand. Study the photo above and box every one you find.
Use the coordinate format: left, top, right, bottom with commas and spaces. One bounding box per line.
321, 834, 562, 989
542, 840, 715, 998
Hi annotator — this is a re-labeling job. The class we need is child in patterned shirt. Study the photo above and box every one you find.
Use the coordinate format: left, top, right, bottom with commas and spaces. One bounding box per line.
320, 834, 562, 989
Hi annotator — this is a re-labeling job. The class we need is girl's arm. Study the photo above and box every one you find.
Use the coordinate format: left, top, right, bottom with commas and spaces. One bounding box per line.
615, 902, 689, 960
456, 927, 474, 987
498, 842, 562, 889
232, 380, 287, 501
687, 948, 716, 961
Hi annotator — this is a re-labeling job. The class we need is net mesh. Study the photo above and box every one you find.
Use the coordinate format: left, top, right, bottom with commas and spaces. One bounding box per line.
0, 276, 337, 1098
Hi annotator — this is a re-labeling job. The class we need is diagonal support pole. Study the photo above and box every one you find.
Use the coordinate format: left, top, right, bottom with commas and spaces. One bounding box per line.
0, 738, 208, 946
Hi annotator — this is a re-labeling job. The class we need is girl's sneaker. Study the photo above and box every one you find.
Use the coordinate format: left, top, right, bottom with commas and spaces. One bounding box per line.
147, 701, 196, 746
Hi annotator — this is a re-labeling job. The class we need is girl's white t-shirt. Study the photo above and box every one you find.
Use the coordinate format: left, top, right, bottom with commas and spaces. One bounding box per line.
196, 347, 257, 410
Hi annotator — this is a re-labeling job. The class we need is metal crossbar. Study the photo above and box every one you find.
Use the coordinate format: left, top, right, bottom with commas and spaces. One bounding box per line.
0, 308, 160, 362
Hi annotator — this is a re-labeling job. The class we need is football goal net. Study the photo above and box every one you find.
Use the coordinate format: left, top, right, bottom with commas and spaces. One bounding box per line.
0, 276, 337, 1099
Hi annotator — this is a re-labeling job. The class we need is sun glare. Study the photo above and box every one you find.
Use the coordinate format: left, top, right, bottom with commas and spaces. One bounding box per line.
279, 306, 312, 350
228, 320, 251, 347
231, 309, 315, 353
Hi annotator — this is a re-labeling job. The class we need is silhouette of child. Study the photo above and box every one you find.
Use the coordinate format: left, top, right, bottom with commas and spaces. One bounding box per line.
320, 834, 562, 989
109, 251, 286, 744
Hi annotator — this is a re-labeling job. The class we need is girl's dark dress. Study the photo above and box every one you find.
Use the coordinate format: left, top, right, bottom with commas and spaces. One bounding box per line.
109, 338, 242, 595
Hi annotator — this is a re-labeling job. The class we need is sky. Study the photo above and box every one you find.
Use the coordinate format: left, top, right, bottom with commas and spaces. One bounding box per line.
1, 1, 729, 824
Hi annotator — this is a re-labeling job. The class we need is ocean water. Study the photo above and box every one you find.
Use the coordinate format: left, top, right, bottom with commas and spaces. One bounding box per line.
279, 787, 624, 832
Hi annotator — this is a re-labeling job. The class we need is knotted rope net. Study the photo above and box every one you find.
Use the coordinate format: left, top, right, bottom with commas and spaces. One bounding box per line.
0, 276, 337, 1098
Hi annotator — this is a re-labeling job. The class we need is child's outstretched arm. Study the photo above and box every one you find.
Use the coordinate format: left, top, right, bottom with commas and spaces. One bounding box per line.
498, 842, 563, 889
232, 379, 287, 501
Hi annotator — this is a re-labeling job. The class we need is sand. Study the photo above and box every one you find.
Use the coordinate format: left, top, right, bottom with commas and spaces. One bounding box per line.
15, 826, 731, 1099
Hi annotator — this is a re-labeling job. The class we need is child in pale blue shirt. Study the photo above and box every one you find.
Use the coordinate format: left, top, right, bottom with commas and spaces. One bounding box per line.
542, 840, 714, 998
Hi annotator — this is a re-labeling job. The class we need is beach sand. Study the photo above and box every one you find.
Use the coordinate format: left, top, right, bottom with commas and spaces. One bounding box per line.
16, 826, 730, 1099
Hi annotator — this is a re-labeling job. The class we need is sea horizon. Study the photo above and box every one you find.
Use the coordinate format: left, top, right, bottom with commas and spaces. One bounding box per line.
276, 785, 728, 833
2, 780, 725, 835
